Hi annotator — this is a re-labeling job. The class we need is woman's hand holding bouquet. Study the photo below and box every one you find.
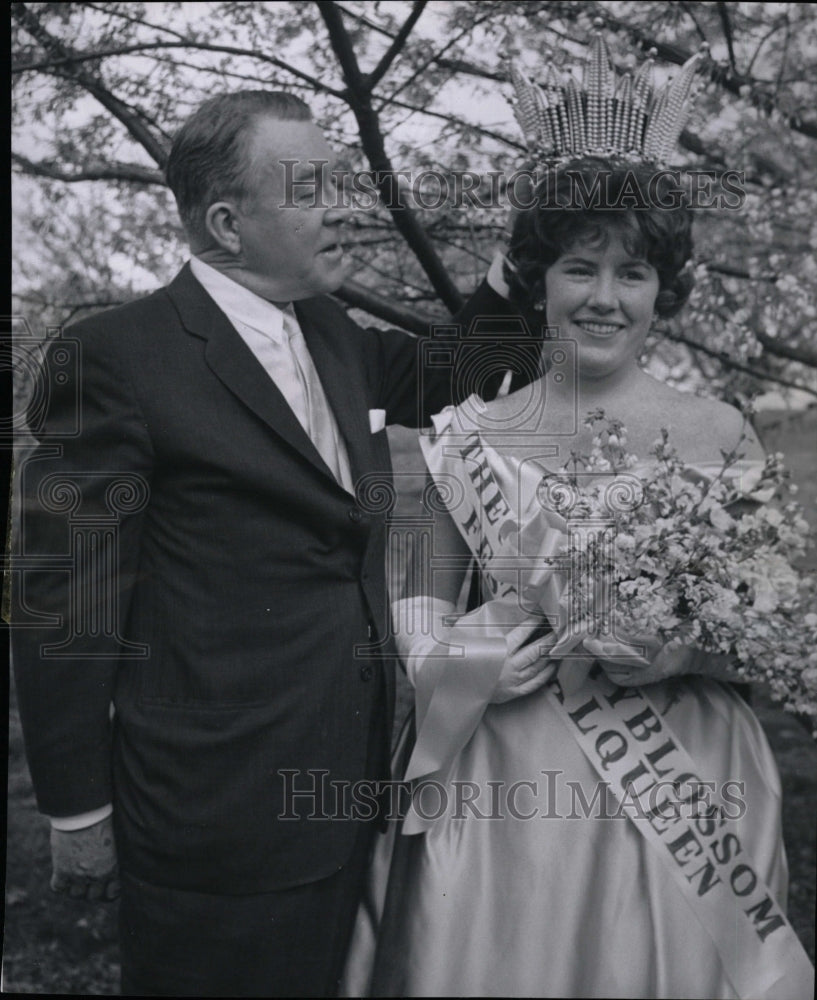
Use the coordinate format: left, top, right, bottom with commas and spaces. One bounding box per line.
541, 410, 817, 734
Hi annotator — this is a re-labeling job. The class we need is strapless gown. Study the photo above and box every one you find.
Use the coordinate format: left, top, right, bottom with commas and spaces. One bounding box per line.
341, 399, 804, 999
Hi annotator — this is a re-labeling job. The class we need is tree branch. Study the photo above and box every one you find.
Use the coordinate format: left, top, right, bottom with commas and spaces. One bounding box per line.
335, 278, 439, 335
717, 1, 739, 75
702, 261, 769, 282
364, 1, 427, 93
597, 5, 817, 141
375, 8, 498, 111
78, 0, 195, 43
755, 331, 817, 369
341, 0, 814, 149
11, 37, 348, 101
142, 51, 302, 91
335, 3, 506, 84
746, 14, 789, 77
664, 329, 817, 398
13, 3, 170, 166
12, 152, 165, 186
318, 0, 464, 311
331, 8, 794, 182
382, 95, 526, 150
677, 128, 790, 184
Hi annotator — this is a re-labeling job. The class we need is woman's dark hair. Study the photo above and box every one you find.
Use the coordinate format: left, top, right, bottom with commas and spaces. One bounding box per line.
505, 158, 694, 318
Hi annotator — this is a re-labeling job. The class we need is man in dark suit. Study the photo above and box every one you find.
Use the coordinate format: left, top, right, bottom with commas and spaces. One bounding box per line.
12, 91, 537, 996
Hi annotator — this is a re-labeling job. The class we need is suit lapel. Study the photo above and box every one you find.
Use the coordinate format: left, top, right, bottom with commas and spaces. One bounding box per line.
167, 267, 394, 713
166, 264, 347, 488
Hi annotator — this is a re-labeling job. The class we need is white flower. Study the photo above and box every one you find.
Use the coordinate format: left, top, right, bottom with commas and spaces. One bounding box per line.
700, 588, 742, 626
552, 412, 817, 735
762, 507, 784, 528
708, 505, 734, 532
752, 585, 779, 614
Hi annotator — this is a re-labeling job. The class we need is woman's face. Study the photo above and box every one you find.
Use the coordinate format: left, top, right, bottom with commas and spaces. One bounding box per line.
544, 225, 660, 381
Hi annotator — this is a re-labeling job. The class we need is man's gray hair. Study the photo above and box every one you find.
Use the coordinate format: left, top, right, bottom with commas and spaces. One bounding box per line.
166, 91, 312, 246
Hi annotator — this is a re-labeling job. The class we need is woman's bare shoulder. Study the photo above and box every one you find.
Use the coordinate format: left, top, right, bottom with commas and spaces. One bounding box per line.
651, 382, 764, 461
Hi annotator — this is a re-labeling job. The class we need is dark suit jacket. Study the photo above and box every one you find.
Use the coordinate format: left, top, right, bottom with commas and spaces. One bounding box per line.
12, 264, 540, 893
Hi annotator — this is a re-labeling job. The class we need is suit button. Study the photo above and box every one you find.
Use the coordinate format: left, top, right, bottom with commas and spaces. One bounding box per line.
348, 507, 363, 524
360, 665, 373, 682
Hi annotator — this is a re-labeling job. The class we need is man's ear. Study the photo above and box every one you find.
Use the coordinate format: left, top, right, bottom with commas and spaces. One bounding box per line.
204, 201, 242, 255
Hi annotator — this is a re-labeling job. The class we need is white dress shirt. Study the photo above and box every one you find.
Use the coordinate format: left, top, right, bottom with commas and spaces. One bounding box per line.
189, 257, 353, 492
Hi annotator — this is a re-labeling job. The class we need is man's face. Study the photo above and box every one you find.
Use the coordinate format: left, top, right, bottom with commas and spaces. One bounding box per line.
233, 116, 350, 302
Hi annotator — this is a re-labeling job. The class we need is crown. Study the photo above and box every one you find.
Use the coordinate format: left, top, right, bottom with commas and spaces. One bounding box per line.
505, 19, 710, 167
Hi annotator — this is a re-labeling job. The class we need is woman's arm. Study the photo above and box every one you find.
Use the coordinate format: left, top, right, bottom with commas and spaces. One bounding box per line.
584, 635, 747, 687
392, 473, 557, 702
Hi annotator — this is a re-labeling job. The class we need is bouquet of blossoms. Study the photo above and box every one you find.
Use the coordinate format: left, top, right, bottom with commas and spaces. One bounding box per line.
538, 409, 817, 735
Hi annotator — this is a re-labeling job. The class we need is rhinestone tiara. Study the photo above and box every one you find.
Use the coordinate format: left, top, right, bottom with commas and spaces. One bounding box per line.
506, 18, 710, 168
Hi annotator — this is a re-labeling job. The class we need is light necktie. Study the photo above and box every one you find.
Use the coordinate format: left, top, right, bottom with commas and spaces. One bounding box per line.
281, 309, 354, 493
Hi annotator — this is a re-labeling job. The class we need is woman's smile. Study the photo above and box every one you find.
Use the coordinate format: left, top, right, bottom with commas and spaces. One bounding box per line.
544, 225, 660, 379
571, 318, 627, 337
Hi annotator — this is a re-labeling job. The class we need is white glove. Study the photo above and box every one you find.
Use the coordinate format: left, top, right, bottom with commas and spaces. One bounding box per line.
391, 596, 558, 704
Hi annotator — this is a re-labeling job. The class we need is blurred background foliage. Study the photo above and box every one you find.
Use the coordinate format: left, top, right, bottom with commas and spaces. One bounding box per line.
11, 0, 817, 406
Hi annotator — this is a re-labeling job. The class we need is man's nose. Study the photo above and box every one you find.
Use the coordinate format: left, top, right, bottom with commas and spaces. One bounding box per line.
324, 200, 352, 226
321, 170, 353, 223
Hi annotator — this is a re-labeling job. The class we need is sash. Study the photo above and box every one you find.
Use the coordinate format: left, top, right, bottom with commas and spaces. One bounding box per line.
548, 669, 813, 999
406, 410, 814, 1000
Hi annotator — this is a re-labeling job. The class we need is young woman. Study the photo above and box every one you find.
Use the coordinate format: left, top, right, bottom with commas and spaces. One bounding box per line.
342, 160, 805, 999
